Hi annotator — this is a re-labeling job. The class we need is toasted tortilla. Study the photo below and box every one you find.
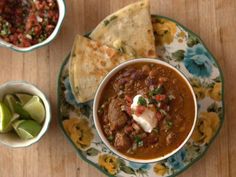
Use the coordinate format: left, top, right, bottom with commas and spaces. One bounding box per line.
89, 0, 156, 58
69, 35, 130, 103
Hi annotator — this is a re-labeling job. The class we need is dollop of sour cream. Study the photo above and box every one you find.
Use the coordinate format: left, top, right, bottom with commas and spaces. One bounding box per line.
131, 95, 157, 133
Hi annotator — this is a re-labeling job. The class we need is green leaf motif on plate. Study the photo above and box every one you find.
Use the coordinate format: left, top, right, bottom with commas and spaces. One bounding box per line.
172, 50, 185, 61
187, 34, 199, 47
120, 165, 136, 175
207, 102, 222, 116
86, 147, 101, 156
58, 15, 224, 177
117, 158, 126, 167
118, 158, 136, 175
213, 76, 221, 83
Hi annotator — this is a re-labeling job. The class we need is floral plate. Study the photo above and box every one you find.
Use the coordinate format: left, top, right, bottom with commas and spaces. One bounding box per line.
57, 15, 224, 177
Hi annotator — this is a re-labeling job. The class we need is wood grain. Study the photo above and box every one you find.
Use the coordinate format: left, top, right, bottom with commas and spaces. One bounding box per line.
0, 0, 235, 177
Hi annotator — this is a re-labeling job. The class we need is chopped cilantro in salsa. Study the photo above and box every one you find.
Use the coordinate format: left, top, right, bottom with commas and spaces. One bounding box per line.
0, 0, 59, 47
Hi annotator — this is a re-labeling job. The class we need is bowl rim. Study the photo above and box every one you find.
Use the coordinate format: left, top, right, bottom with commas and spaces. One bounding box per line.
0, 0, 66, 52
93, 58, 198, 163
0, 80, 51, 148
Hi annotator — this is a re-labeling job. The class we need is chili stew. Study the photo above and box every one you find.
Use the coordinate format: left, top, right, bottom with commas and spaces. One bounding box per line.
97, 62, 195, 160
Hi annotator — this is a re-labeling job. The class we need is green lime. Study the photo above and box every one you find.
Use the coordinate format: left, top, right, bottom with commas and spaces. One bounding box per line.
0, 102, 13, 133
23, 96, 45, 124
13, 120, 42, 140
15, 93, 32, 106
3, 94, 17, 113
12, 119, 25, 130
3, 94, 31, 119
14, 102, 31, 119
10, 113, 20, 123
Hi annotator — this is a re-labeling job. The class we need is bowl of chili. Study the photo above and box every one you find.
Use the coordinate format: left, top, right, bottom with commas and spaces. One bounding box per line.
0, 0, 65, 52
93, 58, 198, 163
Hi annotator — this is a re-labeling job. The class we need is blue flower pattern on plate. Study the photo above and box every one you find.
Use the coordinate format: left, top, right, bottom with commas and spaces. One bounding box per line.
128, 162, 151, 171
184, 44, 214, 77
58, 16, 224, 177
64, 77, 93, 113
167, 148, 186, 170
64, 77, 81, 107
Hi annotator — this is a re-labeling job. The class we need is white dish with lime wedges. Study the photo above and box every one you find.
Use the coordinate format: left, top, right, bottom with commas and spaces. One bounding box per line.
0, 81, 51, 148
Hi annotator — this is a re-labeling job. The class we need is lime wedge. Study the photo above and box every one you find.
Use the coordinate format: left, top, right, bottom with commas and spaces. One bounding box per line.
0, 102, 13, 133
14, 102, 31, 119
10, 113, 20, 123
3, 94, 17, 113
15, 93, 32, 106
13, 120, 42, 140
23, 96, 45, 124
3, 94, 31, 119
12, 119, 25, 130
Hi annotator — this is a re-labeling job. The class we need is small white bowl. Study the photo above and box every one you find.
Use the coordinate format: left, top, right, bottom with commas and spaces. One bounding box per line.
0, 81, 51, 148
93, 58, 198, 163
0, 0, 66, 52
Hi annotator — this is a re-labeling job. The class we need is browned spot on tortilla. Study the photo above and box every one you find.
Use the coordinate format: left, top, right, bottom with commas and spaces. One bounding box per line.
96, 42, 102, 48
147, 49, 156, 57
106, 48, 117, 57
100, 60, 106, 66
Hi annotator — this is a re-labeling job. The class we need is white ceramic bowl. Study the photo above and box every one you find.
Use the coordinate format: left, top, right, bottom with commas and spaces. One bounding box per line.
0, 0, 66, 52
0, 81, 51, 148
93, 58, 198, 163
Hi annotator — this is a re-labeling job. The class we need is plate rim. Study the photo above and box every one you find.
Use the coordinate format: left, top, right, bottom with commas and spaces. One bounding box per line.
56, 14, 225, 177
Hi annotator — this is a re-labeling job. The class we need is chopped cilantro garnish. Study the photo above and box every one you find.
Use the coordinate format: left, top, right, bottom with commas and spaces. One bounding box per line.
137, 140, 144, 147
160, 109, 167, 116
149, 85, 164, 97
1, 23, 11, 36
134, 136, 141, 143
148, 98, 157, 104
137, 96, 147, 106
97, 107, 104, 115
134, 136, 143, 147
166, 120, 173, 128
152, 128, 159, 134
107, 135, 114, 142
168, 94, 176, 101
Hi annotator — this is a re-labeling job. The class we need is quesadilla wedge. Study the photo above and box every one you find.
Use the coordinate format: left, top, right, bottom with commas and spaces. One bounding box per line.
90, 0, 157, 58
69, 35, 131, 103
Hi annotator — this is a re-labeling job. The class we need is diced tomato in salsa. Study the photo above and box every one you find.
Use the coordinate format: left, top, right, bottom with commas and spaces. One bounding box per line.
0, 0, 59, 47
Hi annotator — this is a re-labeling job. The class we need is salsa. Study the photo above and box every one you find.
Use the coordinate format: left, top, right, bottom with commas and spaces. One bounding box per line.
98, 62, 195, 159
0, 0, 59, 47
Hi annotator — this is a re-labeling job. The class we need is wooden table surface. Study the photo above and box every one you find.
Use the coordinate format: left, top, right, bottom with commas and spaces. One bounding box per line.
0, 0, 235, 177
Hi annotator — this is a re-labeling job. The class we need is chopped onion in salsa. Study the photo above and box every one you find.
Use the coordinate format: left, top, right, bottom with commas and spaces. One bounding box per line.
0, 0, 59, 47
